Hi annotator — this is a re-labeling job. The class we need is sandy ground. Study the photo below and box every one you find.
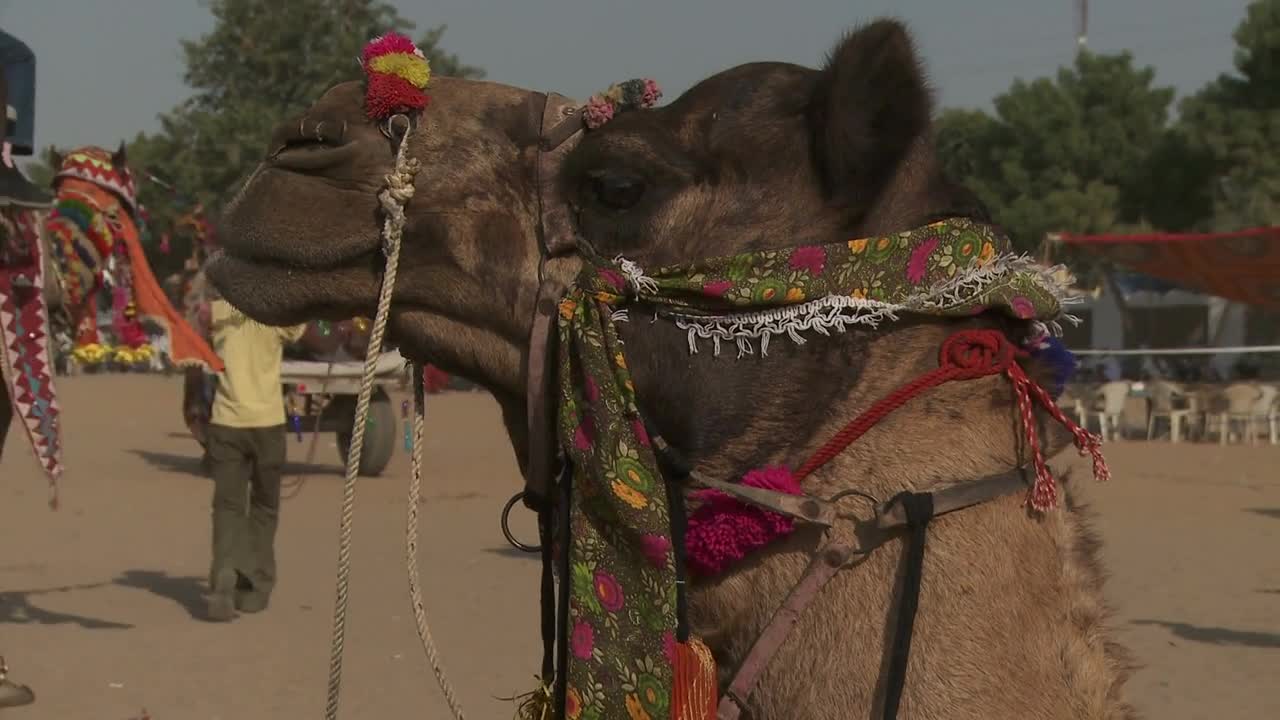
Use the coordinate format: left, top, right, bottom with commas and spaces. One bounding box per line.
1, 374, 1278, 720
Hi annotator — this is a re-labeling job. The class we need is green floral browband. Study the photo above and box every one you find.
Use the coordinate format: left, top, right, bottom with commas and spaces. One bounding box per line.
587, 217, 1078, 355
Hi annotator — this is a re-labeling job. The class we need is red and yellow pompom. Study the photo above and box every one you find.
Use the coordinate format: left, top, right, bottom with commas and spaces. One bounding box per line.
362, 32, 431, 120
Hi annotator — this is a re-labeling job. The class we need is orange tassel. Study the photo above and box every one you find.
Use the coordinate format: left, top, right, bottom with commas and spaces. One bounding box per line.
671, 637, 718, 720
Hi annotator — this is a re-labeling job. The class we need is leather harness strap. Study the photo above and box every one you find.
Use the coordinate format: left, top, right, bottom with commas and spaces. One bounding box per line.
700, 465, 1032, 720
523, 92, 586, 511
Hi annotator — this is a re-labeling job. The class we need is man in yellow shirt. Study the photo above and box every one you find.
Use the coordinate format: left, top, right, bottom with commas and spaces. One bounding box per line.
206, 296, 305, 621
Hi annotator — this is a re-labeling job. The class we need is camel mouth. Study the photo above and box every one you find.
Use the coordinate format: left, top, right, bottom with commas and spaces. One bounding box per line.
269, 140, 362, 172
207, 250, 383, 326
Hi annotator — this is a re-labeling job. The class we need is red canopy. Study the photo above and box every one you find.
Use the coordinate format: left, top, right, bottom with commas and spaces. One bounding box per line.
1058, 227, 1280, 309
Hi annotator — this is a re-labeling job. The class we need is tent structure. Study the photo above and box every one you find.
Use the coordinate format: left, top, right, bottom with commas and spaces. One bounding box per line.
1056, 227, 1280, 310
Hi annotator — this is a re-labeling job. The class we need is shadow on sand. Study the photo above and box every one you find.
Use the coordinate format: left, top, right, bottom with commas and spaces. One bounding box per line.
1246, 507, 1280, 520
0, 570, 236, 625
127, 448, 340, 479
112, 569, 212, 621
0, 580, 132, 629
481, 546, 540, 560
1132, 619, 1280, 648
127, 449, 208, 478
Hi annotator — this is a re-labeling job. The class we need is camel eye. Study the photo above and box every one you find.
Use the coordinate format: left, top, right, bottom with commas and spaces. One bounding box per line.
589, 171, 646, 210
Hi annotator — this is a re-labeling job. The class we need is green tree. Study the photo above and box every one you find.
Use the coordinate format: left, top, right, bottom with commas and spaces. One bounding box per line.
1177, 0, 1280, 229
937, 50, 1178, 258
931, 49, 1187, 280
127, 0, 483, 271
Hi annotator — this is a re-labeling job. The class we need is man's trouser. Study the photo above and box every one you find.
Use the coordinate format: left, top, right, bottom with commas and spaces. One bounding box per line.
206, 423, 286, 598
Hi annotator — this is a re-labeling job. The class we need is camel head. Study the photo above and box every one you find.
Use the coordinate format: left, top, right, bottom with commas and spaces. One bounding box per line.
45, 144, 143, 312
48, 143, 139, 219
205, 24, 1130, 720
211, 20, 989, 399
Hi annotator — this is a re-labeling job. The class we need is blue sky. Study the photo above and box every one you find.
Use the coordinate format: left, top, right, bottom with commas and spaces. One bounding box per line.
0, 0, 1254, 154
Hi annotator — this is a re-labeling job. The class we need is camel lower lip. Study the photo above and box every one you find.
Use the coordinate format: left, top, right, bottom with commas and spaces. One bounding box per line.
269, 142, 361, 171
206, 253, 380, 325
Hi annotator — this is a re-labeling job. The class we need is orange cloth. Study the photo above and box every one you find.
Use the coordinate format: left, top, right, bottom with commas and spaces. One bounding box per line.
120, 224, 224, 372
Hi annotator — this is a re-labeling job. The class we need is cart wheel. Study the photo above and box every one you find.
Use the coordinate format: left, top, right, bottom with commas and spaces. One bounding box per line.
336, 389, 397, 477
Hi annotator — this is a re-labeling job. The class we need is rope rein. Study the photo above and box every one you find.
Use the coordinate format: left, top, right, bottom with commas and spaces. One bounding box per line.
406, 365, 468, 718
322, 125, 463, 720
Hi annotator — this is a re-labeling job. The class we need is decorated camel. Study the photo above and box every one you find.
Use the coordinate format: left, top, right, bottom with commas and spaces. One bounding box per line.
46, 145, 220, 370
207, 22, 1133, 720
1, 145, 222, 497
0, 204, 62, 493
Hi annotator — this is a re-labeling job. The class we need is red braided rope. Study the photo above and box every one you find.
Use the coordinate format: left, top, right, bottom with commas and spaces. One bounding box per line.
792, 329, 1108, 511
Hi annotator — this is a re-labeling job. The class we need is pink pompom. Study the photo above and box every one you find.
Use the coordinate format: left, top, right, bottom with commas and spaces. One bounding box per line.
641, 79, 663, 108
684, 466, 802, 577
583, 96, 615, 129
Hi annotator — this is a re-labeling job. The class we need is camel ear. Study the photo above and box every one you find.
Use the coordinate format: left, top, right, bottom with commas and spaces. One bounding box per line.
112, 141, 128, 167
807, 19, 933, 201
46, 146, 64, 170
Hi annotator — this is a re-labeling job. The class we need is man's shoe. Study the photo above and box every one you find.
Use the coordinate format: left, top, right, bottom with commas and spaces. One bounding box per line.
206, 569, 238, 622
235, 590, 270, 613
0, 163, 52, 209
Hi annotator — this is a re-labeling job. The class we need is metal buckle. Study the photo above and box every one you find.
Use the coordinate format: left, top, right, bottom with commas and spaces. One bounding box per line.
824, 488, 884, 563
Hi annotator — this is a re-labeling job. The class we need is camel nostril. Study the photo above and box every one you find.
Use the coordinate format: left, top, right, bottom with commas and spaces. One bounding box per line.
267, 115, 359, 170
268, 116, 349, 159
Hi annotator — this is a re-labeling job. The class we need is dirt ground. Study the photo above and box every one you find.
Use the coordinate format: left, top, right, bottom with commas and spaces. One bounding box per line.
2, 374, 1277, 720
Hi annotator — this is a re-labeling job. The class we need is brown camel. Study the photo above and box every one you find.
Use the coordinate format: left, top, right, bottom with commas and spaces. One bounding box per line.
209, 20, 1136, 720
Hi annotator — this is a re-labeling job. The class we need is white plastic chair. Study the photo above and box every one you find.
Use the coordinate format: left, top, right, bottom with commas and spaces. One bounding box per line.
1206, 383, 1264, 445
1146, 381, 1198, 443
1251, 385, 1278, 445
1081, 381, 1131, 442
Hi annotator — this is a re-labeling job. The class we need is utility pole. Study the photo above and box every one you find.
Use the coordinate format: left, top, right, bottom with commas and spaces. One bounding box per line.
1075, 0, 1089, 51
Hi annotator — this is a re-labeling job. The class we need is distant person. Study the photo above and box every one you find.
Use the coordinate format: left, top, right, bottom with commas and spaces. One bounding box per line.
0, 29, 50, 207
205, 293, 305, 621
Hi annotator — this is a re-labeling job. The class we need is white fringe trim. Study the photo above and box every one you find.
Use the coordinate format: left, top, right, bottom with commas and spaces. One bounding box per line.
674, 296, 902, 357
644, 253, 1080, 358
615, 255, 658, 295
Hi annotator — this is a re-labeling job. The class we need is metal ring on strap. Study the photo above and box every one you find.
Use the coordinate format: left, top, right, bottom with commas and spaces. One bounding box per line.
380, 113, 413, 142
501, 491, 542, 553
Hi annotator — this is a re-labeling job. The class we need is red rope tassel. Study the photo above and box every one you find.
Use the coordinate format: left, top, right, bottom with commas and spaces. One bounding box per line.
794, 329, 1109, 511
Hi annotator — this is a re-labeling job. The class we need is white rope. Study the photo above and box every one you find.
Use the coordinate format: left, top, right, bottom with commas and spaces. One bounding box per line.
406, 363, 467, 719
325, 126, 471, 717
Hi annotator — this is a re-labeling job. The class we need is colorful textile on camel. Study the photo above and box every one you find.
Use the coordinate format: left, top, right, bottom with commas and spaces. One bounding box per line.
118, 216, 222, 371
47, 194, 112, 320
0, 207, 64, 498
555, 217, 1077, 720
48, 147, 223, 372
54, 148, 139, 213
361, 32, 431, 119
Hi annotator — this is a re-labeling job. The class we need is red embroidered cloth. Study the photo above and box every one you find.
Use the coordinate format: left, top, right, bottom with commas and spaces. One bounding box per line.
1059, 227, 1280, 310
